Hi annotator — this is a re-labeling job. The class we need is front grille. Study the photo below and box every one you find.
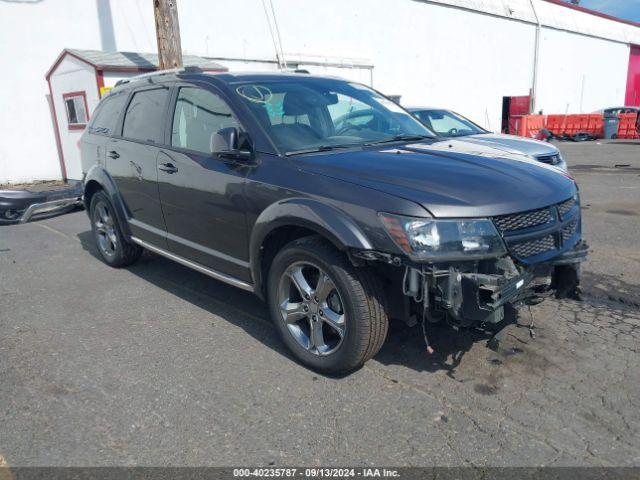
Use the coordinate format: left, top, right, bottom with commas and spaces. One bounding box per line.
562, 218, 579, 242
493, 207, 552, 233
492, 196, 581, 262
511, 235, 555, 258
557, 196, 576, 219
535, 153, 560, 165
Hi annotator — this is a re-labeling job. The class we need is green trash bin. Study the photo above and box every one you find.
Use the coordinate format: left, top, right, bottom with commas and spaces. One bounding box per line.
604, 113, 620, 139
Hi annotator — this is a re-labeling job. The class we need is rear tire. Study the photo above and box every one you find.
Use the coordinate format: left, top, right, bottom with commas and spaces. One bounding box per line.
267, 236, 388, 373
89, 190, 142, 268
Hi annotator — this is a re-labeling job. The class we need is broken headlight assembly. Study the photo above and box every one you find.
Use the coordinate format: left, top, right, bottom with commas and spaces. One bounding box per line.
379, 213, 507, 262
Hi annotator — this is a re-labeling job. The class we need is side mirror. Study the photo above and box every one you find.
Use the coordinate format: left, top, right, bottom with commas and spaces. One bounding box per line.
210, 127, 253, 160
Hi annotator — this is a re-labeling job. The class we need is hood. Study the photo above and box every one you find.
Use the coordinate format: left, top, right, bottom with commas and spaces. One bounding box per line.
295, 139, 576, 218
460, 133, 559, 157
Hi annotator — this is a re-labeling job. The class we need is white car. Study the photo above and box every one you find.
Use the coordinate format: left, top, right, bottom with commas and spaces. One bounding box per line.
408, 107, 568, 172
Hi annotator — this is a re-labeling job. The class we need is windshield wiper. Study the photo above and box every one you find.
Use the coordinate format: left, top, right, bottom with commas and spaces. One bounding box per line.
365, 134, 431, 146
285, 143, 362, 156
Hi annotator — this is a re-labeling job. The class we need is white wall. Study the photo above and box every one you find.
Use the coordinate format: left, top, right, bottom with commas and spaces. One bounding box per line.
536, 28, 630, 114
0, 0, 637, 184
49, 56, 101, 181
275, 0, 535, 131
0, 0, 153, 184
178, 0, 536, 131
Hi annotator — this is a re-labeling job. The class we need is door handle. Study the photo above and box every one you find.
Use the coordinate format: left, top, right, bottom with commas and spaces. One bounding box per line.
107, 150, 120, 159
158, 162, 178, 174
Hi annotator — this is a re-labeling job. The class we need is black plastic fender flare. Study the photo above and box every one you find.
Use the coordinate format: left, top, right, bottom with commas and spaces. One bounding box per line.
249, 197, 374, 296
83, 165, 133, 238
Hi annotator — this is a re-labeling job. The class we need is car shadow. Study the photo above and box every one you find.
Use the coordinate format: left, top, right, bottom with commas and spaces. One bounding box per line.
77, 230, 509, 377
375, 321, 485, 377
374, 305, 525, 376
76, 231, 299, 362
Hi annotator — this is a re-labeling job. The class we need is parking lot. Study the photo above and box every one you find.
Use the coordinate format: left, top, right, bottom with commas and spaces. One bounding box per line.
0, 141, 639, 467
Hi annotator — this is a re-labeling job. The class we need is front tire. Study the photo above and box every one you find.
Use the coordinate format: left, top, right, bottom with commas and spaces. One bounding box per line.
89, 191, 142, 268
267, 236, 388, 373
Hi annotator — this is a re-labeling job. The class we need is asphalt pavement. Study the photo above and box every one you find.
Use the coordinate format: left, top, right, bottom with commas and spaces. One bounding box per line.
0, 140, 638, 467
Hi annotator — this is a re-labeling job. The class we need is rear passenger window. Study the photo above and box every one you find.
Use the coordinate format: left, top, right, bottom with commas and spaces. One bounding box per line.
122, 88, 168, 143
88, 92, 127, 136
171, 87, 241, 154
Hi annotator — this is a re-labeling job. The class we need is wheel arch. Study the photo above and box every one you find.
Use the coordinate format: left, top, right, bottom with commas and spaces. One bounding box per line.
250, 198, 373, 298
83, 165, 132, 238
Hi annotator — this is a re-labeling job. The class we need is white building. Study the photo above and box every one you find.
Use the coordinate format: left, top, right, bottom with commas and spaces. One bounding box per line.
0, 0, 639, 184
46, 49, 227, 181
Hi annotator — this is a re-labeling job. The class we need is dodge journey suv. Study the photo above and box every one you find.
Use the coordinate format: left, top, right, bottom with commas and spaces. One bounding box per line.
80, 69, 587, 373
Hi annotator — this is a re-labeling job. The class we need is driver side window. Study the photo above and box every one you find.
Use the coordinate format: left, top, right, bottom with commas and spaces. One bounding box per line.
329, 94, 373, 131
423, 111, 469, 135
171, 87, 241, 154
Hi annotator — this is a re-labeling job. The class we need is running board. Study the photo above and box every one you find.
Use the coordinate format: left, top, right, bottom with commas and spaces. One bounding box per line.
130, 236, 254, 292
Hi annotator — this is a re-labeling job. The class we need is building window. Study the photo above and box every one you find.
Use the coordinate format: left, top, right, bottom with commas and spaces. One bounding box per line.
63, 91, 89, 130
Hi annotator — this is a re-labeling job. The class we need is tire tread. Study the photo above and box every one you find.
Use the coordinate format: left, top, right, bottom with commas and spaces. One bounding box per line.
90, 191, 142, 268
271, 235, 388, 372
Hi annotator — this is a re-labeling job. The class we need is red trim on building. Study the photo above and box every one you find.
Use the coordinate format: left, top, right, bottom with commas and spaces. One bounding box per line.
45, 50, 97, 80
47, 49, 229, 83
542, 0, 640, 29
47, 78, 67, 181
46, 50, 160, 81
62, 90, 90, 130
96, 68, 105, 97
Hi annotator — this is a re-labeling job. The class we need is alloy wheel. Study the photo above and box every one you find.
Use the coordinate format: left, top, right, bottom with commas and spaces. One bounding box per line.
93, 201, 117, 258
277, 261, 346, 356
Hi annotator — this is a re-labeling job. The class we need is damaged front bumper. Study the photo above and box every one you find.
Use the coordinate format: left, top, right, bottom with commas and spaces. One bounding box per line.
373, 194, 590, 329
0, 182, 83, 225
451, 240, 589, 326
354, 239, 588, 331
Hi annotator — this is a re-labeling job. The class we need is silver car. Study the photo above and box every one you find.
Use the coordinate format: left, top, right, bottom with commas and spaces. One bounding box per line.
408, 107, 568, 172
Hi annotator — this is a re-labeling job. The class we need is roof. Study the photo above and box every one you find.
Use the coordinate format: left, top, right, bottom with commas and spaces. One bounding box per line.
414, 0, 640, 45
204, 71, 346, 82
46, 48, 227, 79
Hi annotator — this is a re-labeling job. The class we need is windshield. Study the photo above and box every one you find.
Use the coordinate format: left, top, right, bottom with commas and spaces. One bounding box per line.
232, 78, 435, 154
411, 109, 487, 137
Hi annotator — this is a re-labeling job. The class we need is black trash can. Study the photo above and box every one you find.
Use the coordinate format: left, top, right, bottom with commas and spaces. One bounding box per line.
604, 113, 620, 139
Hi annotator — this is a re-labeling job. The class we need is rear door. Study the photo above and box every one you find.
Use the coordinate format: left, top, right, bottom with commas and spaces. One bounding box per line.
106, 86, 170, 247
80, 90, 128, 177
156, 83, 252, 282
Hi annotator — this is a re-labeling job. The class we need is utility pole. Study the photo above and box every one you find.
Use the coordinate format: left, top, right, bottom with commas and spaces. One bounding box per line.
153, 0, 183, 69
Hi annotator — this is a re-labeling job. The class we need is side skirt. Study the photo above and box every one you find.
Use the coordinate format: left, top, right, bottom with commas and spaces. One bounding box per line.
130, 236, 255, 293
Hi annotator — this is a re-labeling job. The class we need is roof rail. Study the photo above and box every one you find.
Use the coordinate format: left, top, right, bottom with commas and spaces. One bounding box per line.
114, 65, 203, 88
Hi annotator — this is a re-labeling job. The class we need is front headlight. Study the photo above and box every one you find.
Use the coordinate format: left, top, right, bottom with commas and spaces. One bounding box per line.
555, 152, 568, 171
379, 213, 507, 261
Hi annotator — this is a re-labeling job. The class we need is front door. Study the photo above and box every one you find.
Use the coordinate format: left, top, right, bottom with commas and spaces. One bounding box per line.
106, 86, 171, 247
157, 84, 251, 282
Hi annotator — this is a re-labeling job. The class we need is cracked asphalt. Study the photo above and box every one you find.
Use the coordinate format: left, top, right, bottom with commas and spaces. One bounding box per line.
0, 141, 638, 467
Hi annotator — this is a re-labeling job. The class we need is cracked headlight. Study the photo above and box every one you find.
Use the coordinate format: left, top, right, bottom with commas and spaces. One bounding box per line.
379, 213, 507, 261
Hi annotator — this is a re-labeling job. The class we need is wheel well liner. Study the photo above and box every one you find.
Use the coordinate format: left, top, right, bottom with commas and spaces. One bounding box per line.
83, 180, 102, 211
